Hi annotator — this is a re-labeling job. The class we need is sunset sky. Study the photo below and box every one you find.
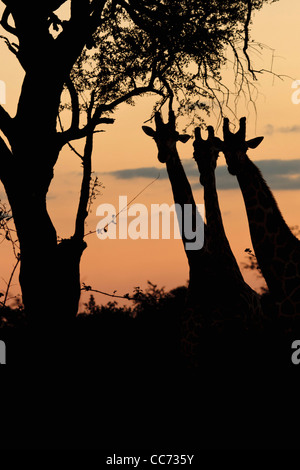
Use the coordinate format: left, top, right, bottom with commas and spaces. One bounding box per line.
1, 0, 300, 311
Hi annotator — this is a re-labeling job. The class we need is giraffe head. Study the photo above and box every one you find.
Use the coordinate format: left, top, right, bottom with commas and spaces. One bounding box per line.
142, 110, 191, 163
193, 126, 223, 185
223, 117, 264, 175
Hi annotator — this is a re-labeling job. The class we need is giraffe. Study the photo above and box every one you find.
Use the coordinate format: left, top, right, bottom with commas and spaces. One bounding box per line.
222, 117, 300, 318
193, 125, 262, 328
143, 109, 204, 364
142, 108, 262, 364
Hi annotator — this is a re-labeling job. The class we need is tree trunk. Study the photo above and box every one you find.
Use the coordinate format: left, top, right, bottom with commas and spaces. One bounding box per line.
4, 140, 86, 329
13, 204, 86, 329
0, 5, 102, 330
18, 230, 86, 329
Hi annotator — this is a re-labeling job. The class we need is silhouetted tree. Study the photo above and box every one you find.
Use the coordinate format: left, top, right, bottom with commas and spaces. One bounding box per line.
0, 0, 278, 327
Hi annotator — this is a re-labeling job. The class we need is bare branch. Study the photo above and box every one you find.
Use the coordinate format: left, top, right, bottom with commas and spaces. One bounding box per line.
0, 104, 13, 142
0, 135, 13, 183
81, 284, 134, 301
59, 84, 163, 146
58, 116, 114, 147
0, 34, 18, 55
0, 6, 17, 36
89, 0, 107, 31
117, 0, 156, 36
99, 85, 164, 114
56, 0, 106, 70
74, 127, 93, 241
65, 76, 80, 134
57, 113, 84, 159
2, 255, 20, 308
243, 0, 257, 80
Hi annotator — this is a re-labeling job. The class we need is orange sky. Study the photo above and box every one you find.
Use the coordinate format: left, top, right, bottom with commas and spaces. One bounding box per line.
1, 0, 300, 311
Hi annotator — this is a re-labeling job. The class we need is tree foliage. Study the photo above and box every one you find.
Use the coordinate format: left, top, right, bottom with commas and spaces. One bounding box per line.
60, 0, 279, 131
0, 0, 279, 323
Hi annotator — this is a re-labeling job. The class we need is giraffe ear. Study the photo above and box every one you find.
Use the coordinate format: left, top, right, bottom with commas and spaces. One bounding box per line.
178, 134, 191, 144
142, 126, 156, 137
246, 136, 264, 149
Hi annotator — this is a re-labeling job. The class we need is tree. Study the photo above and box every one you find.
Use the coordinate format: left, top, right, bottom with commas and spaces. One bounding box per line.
0, 0, 278, 327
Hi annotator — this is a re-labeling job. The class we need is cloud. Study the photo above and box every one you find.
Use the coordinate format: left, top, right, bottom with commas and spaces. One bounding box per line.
264, 124, 274, 136
255, 159, 300, 175
106, 159, 300, 190
105, 159, 201, 181
264, 124, 300, 135
105, 166, 167, 180
277, 125, 300, 134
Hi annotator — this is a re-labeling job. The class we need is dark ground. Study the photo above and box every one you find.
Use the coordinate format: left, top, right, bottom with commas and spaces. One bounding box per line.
0, 307, 299, 450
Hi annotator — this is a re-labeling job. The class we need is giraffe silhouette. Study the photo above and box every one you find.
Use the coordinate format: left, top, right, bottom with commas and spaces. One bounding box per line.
193, 126, 262, 327
222, 117, 300, 317
142, 107, 262, 364
143, 108, 203, 364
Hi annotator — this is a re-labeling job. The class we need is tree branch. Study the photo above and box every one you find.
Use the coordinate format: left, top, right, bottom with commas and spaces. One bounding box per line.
65, 76, 80, 135
59, 83, 164, 146
0, 104, 13, 142
243, 0, 257, 80
74, 128, 93, 241
89, 0, 107, 32
81, 284, 134, 301
2, 255, 20, 308
0, 34, 18, 56
56, 0, 106, 72
99, 85, 164, 114
117, 0, 156, 35
0, 6, 17, 35
0, 135, 13, 183
73, 92, 99, 241
74, 91, 96, 241
58, 116, 115, 147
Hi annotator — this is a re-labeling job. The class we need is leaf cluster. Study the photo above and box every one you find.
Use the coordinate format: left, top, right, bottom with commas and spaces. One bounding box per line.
63, 0, 278, 126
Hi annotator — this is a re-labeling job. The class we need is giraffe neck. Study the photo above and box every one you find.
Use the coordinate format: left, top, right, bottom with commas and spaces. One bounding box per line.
165, 151, 205, 365
165, 152, 204, 257
201, 169, 244, 277
166, 152, 196, 209
236, 155, 300, 304
202, 170, 226, 243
